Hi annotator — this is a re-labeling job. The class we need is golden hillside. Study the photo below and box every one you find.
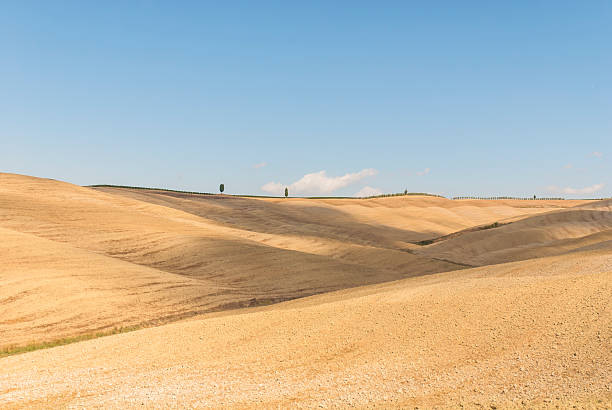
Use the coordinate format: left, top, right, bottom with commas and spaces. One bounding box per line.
0, 173, 610, 408
1, 249, 610, 408
1, 173, 592, 347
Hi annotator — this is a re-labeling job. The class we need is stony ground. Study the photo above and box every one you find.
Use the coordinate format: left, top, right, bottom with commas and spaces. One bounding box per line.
1, 250, 610, 408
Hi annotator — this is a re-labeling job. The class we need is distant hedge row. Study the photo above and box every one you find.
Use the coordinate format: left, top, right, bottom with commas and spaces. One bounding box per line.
361, 192, 446, 199
452, 196, 565, 200
88, 185, 215, 196
88, 185, 609, 201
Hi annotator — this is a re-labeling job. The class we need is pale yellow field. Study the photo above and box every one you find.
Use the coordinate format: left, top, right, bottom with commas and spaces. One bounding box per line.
0, 173, 610, 408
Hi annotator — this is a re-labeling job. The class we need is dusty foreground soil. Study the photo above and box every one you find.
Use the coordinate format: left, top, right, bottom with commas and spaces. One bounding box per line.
0, 173, 611, 408
1, 250, 611, 408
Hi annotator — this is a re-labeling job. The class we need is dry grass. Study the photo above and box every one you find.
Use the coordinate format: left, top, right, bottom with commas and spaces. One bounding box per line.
0, 326, 141, 359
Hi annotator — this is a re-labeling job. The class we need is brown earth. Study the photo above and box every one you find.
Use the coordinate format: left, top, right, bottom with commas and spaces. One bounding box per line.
0, 173, 610, 408
2, 173, 589, 348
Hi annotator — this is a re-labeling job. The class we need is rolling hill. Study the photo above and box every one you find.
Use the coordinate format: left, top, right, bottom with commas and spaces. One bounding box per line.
0, 173, 610, 408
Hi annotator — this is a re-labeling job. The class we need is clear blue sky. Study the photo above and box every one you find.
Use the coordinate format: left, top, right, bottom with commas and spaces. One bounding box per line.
1, 1, 610, 197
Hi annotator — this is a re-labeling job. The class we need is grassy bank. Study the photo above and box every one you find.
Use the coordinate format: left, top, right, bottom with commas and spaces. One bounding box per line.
0, 325, 142, 359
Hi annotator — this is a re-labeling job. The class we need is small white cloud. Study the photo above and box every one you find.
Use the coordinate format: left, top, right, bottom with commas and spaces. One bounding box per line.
253, 162, 267, 169
354, 186, 383, 197
563, 163, 573, 169
590, 151, 603, 158
262, 168, 377, 195
546, 183, 605, 195
416, 167, 430, 176
261, 181, 284, 195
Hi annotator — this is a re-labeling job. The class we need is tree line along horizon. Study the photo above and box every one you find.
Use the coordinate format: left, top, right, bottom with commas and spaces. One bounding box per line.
87, 184, 609, 200
217, 184, 572, 200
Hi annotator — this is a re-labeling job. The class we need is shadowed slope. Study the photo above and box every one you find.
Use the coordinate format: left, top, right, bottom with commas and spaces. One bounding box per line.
0, 174, 459, 348
95, 186, 587, 246
0, 227, 226, 347
417, 200, 612, 266
1, 173, 607, 350
1, 249, 609, 408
